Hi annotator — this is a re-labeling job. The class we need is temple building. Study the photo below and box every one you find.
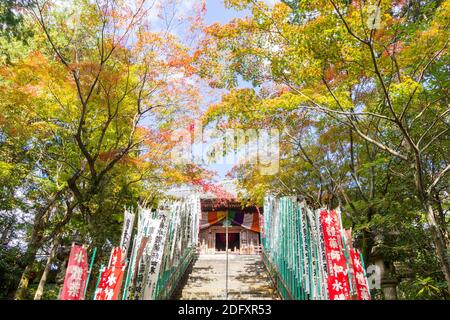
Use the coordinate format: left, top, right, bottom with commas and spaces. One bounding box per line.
199, 198, 262, 254
167, 179, 263, 255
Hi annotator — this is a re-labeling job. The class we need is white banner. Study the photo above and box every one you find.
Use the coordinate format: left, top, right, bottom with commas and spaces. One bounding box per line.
135, 217, 161, 300
120, 209, 135, 254
142, 211, 170, 300
125, 207, 150, 300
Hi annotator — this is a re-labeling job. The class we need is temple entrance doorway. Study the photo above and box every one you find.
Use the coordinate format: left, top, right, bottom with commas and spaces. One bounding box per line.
215, 233, 240, 252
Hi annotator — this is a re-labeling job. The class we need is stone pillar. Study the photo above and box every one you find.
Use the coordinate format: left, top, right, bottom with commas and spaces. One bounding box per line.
373, 257, 398, 300
381, 278, 398, 300
370, 233, 399, 300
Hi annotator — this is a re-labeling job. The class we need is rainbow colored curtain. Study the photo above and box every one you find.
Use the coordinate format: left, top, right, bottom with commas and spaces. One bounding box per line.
200, 211, 260, 232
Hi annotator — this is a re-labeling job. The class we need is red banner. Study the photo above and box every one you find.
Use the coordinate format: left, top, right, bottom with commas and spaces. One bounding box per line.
320, 210, 351, 300
95, 247, 126, 300
350, 249, 371, 300
60, 244, 88, 300
95, 267, 125, 300
109, 247, 124, 268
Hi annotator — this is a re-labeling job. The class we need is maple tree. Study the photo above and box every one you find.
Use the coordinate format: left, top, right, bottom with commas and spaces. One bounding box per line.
0, 0, 206, 299
1, 0, 448, 301
199, 0, 449, 297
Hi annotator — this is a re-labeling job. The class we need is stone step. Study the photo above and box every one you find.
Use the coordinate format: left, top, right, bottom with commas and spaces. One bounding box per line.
173, 254, 280, 300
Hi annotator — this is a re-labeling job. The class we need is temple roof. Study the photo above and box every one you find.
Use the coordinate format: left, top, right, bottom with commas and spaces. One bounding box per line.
200, 198, 261, 212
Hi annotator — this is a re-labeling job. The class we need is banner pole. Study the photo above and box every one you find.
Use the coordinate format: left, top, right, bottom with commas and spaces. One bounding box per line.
84, 247, 97, 299
93, 264, 104, 300
122, 235, 137, 300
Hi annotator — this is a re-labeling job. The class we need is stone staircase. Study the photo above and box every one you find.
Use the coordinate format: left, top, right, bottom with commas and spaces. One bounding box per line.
173, 253, 280, 300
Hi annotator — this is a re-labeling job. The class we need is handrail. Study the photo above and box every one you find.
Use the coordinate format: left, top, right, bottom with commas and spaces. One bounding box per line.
155, 246, 196, 300
260, 246, 293, 300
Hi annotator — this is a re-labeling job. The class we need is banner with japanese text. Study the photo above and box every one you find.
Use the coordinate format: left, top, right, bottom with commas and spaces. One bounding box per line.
120, 210, 135, 254
95, 266, 125, 300
134, 217, 161, 300
350, 249, 371, 300
60, 245, 88, 300
124, 208, 158, 300
142, 212, 169, 300
319, 210, 351, 300
109, 247, 124, 268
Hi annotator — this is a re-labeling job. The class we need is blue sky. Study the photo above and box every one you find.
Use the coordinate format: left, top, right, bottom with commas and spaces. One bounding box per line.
143, 1, 255, 181
205, 0, 250, 24
205, 0, 279, 24
184, 1, 279, 181
198, 1, 251, 180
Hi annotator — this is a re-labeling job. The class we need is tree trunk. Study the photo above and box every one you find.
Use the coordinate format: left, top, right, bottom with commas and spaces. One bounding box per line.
14, 188, 68, 300
413, 156, 450, 293
15, 264, 33, 300
34, 236, 60, 300
433, 191, 450, 248
425, 199, 450, 293
14, 242, 41, 300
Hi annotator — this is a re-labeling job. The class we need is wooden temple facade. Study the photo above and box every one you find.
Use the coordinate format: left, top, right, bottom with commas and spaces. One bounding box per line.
198, 199, 263, 255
